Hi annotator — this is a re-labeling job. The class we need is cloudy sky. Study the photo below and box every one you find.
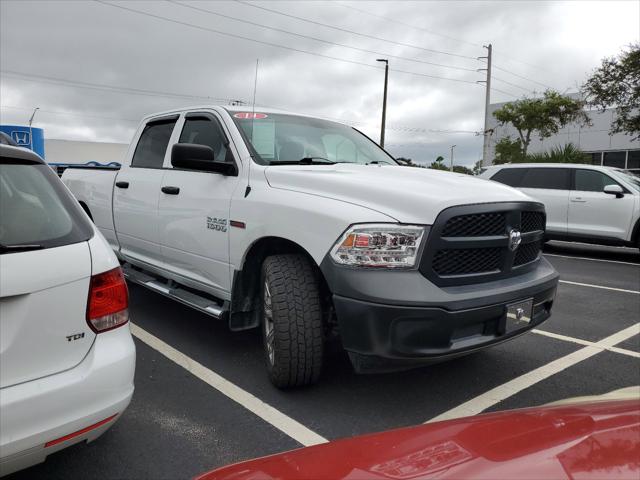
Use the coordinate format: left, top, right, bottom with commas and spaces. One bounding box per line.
1, 0, 638, 166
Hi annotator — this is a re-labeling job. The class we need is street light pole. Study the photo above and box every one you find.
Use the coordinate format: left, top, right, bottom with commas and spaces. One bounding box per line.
450, 144, 456, 171
376, 58, 388, 148
28, 107, 39, 152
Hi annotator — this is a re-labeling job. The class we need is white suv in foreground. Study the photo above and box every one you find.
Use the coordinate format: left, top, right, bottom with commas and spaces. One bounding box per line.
0, 145, 135, 475
480, 163, 640, 250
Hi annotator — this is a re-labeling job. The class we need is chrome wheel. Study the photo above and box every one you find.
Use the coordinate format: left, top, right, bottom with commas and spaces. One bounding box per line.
263, 280, 275, 365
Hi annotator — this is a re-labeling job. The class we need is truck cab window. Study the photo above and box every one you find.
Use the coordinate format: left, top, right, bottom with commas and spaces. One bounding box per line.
131, 119, 177, 168
179, 117, 228, 163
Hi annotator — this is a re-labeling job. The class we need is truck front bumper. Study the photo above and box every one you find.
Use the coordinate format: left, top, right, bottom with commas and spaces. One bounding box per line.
321, 256, 559, 372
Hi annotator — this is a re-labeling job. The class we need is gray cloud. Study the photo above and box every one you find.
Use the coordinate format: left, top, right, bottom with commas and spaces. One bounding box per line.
1, 0, 638, 166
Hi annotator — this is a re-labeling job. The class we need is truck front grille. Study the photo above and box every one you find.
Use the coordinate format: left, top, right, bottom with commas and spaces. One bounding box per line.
433, 248, 502, 276
514, 240, 542, 266
420, 202, 546, 286
441, 212, 505, 237
521, 211, 546, 233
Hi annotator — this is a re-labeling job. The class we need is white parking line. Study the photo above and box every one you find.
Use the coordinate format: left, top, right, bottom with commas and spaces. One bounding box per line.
425, 322, 640, 424
559, 279, 640, 295
544, 253, 640, 267
130, 323, 328, 447
533, 329, 640, 358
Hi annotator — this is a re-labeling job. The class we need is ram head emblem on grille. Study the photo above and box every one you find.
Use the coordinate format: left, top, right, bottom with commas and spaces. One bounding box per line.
508, 229, 522, 251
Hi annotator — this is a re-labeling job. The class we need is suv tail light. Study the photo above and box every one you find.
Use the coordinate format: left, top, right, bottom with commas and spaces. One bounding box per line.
87, 267, 129, 333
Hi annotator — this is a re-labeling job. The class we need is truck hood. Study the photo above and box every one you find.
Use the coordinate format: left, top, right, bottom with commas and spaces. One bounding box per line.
264, 164, 533, 224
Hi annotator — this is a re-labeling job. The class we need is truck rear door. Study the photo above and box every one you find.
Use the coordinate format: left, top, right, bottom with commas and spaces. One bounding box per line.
113, 116, 178, 266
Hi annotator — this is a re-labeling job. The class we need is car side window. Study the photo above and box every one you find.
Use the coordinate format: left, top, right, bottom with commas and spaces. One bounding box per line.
179, 116, 228, 163
130, 119, 177, 168
520, 168, 570, 190
574, 169, 619, 192
490, 168, 527, 187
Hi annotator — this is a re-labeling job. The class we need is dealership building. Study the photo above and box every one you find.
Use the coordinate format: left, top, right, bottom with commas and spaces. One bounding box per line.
0, 124, 128, 167
484, 102, 639, 172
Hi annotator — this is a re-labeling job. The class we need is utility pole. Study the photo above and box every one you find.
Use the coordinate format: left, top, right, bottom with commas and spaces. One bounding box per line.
377, 58, 389, 148
477, 44, 492, 166
450, 144, 456, 171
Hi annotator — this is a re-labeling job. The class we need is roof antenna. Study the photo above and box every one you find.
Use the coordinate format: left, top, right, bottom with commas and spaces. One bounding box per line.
245, 58, 259, 198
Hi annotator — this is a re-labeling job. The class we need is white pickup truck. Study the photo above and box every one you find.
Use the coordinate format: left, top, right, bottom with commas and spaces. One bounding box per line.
63, 106, 559, 387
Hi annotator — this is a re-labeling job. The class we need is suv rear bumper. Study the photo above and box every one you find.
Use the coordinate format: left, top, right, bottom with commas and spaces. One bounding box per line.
321, 256, 559, 370
0, 326, 135, 476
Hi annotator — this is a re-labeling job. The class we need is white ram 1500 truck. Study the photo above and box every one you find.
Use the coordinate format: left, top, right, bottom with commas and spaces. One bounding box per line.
63, 106, 559, 388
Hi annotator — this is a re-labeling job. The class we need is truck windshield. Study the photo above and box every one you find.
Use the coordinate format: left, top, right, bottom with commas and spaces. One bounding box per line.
230, 112, 397, 166
0, 157, 93, 253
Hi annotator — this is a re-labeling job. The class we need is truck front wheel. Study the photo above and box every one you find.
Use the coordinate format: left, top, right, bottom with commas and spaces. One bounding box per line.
261, 254, 324, 388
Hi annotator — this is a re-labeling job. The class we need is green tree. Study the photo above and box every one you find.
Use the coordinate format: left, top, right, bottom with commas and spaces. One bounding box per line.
452, 165, 473, 175
492, 90, 590, 157
429, 155, 449, 171
493, 137, 526, 164
526, 144, 591, 164
472, 160, 484, 175
582, 43, 640, 140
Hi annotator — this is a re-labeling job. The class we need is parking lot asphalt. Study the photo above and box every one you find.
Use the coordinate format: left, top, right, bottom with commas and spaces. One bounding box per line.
9, 241, 640, 480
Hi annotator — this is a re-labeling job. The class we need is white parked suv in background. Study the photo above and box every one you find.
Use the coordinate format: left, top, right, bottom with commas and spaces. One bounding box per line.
62, 106, 559, 388
480, 163, 640, 251
0, 145, 135, 475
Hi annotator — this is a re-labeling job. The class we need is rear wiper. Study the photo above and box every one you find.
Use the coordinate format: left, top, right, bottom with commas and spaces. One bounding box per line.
269, 157, 336, 165
0, 243, 44, 254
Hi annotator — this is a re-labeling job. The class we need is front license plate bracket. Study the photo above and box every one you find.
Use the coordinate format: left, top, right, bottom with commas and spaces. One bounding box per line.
504, 298, 534, 334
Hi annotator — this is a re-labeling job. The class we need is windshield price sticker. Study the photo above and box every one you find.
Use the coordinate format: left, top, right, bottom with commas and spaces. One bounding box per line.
234, 112, 268, 119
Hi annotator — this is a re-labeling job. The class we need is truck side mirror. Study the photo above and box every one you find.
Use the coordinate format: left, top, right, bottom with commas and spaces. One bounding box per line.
603, 184, 624, 198
171, 143, 237, 176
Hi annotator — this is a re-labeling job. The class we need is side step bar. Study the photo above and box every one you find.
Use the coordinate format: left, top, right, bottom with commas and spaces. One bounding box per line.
122, 263, 228, 319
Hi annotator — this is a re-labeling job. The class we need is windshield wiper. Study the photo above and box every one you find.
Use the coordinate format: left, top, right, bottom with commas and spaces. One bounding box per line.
0, 243, 44, 254
269, 157, 336, 165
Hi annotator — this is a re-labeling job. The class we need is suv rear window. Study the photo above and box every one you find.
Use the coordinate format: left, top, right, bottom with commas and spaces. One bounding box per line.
0, 156, 93, 253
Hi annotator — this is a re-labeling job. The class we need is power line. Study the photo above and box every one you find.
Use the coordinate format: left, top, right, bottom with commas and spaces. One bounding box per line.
333, 1, 482, 49
169, 0, 478, 73
233, 0, 478, 60
1, 105, 139, 123
327, 1, 556, 85
492, 75, 536, 93
95, 1, 479, 86
490, 86, 520, 98
1, 69, 238, 102
492, 63, 555, 90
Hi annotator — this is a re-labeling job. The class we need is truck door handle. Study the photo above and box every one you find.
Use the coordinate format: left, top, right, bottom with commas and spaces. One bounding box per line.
571, 197, 586, 203
161, 186, 180, 195
115, 181, 129, 189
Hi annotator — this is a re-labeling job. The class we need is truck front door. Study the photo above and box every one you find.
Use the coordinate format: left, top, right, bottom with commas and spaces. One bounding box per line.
158, 112, 240, 299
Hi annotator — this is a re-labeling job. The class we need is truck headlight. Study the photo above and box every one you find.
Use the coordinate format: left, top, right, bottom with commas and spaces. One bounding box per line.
330, 224, 426, 268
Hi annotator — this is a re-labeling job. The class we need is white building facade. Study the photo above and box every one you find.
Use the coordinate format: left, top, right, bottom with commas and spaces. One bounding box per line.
485, 103, 639, 172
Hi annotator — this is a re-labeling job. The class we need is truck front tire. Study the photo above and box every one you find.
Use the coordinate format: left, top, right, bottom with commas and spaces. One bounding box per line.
261, 254, 323, 388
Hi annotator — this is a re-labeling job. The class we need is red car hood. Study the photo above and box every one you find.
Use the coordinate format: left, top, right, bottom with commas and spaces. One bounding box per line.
197, 399, 640, 480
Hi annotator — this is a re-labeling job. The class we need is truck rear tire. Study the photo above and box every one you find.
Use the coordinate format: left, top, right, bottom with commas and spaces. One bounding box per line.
261, 254, 323, 388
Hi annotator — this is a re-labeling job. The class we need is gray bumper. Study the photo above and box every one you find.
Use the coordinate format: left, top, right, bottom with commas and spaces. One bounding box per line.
320, 256, 559, 367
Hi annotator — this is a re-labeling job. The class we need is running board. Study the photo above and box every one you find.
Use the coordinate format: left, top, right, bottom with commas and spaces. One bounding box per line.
122, 263, 227, 319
